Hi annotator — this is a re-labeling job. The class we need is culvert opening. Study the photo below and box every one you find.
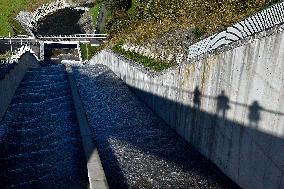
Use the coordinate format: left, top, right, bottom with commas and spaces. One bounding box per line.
33, 8, 92, 36
44, 43, 80, 64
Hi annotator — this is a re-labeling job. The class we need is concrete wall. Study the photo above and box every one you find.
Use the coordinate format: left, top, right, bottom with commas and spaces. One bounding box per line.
90, 30, 284, 189
0, 53, 41, 121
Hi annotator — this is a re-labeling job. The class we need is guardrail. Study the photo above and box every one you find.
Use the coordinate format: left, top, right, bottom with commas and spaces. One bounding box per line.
0, 36, 36, 40
0, 34, 107, 40
37, 34, 107, 39
188, 1, 284, 59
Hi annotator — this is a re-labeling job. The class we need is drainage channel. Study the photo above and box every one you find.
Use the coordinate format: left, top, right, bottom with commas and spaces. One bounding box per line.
0, 65, 89, 189
71, 64, 241, 189
66, 66, 108, 189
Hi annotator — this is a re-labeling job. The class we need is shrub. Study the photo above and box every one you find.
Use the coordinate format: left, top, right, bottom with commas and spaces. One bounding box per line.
105, 0, 132, 12
104, 0, 281, 44
80, 43, 102, 60
112, 42, 173, 72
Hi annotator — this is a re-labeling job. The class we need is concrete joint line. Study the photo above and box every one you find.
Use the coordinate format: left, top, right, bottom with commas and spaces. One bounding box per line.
66, 66, 109, 189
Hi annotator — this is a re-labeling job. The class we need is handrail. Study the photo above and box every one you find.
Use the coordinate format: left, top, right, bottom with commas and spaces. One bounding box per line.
188, 1, 284, 59
37, 34, 108, 39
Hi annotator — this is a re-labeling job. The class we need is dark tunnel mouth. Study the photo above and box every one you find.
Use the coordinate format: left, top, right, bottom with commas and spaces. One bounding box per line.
32, 8, 86, 36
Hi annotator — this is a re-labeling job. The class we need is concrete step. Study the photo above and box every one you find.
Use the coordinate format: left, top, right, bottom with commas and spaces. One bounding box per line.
16, 82, 68, 92
22, 73, 67, 82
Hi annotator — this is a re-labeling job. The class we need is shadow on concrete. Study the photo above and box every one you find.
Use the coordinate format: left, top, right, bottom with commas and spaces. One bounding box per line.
129, 84, 284, 189
73, 66, 284, 189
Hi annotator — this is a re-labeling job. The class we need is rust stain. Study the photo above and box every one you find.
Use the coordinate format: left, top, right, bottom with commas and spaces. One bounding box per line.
185, 64, 192, 81
201, 59, 211, 93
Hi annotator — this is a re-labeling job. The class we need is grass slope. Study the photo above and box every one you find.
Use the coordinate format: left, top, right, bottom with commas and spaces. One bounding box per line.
112, 41, 173, 72
89, 1, 103, 28
0, 0, 54, 36
104, 0, 280, 44
80, 43, 101, 61
0, 0, 86, 36
91, 0, 280, 71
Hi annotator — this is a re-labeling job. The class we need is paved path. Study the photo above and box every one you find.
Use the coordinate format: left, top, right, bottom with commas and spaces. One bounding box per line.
72, 64, 240, 189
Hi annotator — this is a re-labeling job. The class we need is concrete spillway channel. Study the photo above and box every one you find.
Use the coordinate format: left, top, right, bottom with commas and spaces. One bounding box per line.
0, 63, 240, 188
0, 65, 89, 188
71, 64, 240, 189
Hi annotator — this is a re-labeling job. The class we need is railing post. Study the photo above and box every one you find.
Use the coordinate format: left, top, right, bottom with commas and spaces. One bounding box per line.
9, 32, 12, 52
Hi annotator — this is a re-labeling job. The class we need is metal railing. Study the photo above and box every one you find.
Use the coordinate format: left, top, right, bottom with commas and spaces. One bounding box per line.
37, 34, 108, 39
188, 1, 284, 59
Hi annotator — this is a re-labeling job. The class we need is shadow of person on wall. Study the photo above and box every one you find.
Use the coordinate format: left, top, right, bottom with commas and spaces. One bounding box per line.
248, 101, 262, 128
190, 86, 202, 145
210, 90, 231, 162
216, 90, 230, 119
193, 86, 201, 109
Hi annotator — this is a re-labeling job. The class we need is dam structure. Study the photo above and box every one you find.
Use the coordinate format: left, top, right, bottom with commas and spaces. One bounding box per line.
0, 50, 240, 189
1, 2, 284, 189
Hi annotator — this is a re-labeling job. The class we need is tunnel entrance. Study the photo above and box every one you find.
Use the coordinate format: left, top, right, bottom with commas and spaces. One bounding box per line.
33, 8, 91, 36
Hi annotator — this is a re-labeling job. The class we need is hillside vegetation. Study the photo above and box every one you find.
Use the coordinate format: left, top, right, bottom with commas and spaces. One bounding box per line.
0, 0, 279, 38
81, 0, 281, 71
102, 0, 280, 44
0, 0, 86, 36
0, 0, 53, 36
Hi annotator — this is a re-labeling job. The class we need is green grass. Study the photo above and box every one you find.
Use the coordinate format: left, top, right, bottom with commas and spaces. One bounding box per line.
112, 42, 173, 72
104, 0, 281, 44
97, 0, 281, 72
127, 0, 140, 16
89, 2, 103, 27
0, 0, 54, 36
0, 0, 86, 36
80, 43, 101, 60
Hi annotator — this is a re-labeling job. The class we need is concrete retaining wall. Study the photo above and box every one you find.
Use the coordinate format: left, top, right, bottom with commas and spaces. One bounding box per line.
90, 30, 284, 189
0, 53, 41, 121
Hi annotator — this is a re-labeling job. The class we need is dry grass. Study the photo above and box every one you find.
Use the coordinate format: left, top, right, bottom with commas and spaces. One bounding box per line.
105, 0, 280, 45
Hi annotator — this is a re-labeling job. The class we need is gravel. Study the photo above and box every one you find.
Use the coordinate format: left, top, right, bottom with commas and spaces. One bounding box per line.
72, 64, 240, 189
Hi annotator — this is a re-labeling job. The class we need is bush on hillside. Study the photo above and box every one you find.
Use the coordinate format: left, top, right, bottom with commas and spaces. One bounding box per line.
8, 14, 27, 35
80, 44, 102, 60
103, 0, 281, 44
105, 0, 132, 12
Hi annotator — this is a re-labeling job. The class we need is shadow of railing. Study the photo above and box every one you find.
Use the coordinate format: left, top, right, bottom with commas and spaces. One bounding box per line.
73, 65, 284, 189
127, 82, 284, 189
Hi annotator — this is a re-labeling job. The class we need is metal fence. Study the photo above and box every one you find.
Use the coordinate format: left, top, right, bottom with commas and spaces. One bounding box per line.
188, 1, 284, 59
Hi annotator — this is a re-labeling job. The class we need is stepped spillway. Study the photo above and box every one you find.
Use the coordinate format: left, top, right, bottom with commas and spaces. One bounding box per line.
72, 64, 240, 189
0, 65, 88, 189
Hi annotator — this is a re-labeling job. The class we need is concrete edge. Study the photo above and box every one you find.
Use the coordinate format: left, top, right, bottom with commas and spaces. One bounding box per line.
66, 66, 109, 189
0, 53, 40, 121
